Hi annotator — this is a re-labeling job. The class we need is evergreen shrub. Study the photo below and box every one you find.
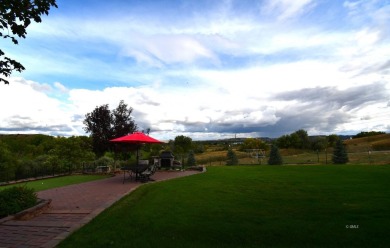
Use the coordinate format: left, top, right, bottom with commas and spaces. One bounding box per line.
332, 140, 349, 164
187, 151, 197, 166
226, 149, 238, 165
268, 145, 283, 165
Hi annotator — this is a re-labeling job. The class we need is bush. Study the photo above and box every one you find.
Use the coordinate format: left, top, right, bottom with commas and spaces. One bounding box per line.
95, 156, 114, 168
0, 186, 38, 218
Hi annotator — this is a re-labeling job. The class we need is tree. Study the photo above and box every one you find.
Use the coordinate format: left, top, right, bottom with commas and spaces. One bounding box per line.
277, 134, 291, 149
173, 135, 192, 164
84, 104, 113, 156
294, 129, 310, 149
112, 100, 137, 138
311, 136, 328, 163
0, 0, 58, 84
83, 101, 137, 157
268, 145, 283, 165
226, 148, 238, 165
240, 138, 267, 151
332, 139, 349, 164
192, 142, 205, 154
187, 150, 196, 166
49, 136, 95, 173
277, 129, 310, 149
311, 136, 328, 152
0, 140, 14, 181
327, 134, 340, 148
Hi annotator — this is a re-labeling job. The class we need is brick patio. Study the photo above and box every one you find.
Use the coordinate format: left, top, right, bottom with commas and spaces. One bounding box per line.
0, 170, 200, 248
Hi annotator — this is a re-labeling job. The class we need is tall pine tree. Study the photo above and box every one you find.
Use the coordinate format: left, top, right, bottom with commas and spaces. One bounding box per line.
226, 148, 238, 165
268, 145, 283, 165
332, 139, 349, 164
187, 150, 196, 166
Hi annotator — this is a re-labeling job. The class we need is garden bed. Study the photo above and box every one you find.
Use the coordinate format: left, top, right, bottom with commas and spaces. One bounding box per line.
0, 198, 51, 223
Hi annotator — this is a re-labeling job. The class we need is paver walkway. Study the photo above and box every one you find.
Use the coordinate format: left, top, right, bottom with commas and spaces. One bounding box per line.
0, 170, 200, 248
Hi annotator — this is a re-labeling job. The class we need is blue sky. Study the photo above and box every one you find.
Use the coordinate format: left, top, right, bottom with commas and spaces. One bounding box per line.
1, 0, 389, 140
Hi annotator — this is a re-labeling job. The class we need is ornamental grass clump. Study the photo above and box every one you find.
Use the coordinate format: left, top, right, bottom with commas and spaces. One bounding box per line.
0, 186, 37, 218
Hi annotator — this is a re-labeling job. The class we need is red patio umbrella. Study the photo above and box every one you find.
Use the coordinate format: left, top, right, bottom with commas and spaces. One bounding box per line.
110, 132, 163, 165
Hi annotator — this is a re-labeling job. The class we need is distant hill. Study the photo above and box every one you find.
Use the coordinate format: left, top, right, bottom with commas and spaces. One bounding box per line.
345, 133, 390, 152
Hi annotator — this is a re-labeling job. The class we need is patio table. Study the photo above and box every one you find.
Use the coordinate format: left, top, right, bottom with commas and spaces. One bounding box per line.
121, 164, 150, 183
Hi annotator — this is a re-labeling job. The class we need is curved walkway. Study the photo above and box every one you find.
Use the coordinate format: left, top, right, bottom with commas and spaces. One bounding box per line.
0, 170, 201, 248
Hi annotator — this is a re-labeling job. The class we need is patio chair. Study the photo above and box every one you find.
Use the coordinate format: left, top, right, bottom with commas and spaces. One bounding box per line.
121, 162, 150, 183
130, 163, 150, 181
139, 162, 158, 182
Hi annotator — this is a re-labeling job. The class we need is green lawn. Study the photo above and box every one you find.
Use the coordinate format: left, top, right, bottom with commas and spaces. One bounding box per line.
0, 175, 110, 192
58, 165, 390, 248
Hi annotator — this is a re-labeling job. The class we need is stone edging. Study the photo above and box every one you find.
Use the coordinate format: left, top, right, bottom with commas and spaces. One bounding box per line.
0, 198, 52, 224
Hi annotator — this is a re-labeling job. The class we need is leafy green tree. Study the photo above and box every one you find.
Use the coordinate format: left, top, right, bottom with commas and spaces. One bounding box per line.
112, 100, 137, 138
240, 138, 267, 151
0, 0, 58, 84
192, 142, 205, 154
332, 139, 349, 164
277, 129, 310, 149
289, 133, 301, 148
84, 101, 137, 157
173, 135, 192, 164
294, 129, 310, 149
84, 104, 113, 156
327, 134, 340, 148
0, 140, 14, 181
226, 148, 238, 165
311, 136, 328, 151
276, 134, 291, 148
0, 134, 54, 159
268, 145, 283, 165
49, 136, 95, 173
311, 136, 328, 163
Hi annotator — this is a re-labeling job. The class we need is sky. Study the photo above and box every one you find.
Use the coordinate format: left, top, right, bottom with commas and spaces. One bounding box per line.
0, 0, 389, 141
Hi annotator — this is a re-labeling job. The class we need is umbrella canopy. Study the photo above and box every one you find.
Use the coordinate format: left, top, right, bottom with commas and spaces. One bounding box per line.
110, 132, 163, 166
110, 132, 163, 144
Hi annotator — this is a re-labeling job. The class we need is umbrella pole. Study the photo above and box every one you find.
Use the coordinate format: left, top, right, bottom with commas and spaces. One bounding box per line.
136, 145, 140, 180
136, 147, 139, 165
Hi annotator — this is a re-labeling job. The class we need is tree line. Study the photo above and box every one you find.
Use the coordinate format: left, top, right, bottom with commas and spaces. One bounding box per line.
0, 135, 94, 182
0, 98, 363, 182
0, 100, 200, 182
275, 129, 341, 151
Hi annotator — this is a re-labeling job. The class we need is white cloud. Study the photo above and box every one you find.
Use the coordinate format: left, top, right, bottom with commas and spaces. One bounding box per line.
2, 1, 389, 140
0, 78, 77, 135
262, 0, 315, 21
54, 82, 69, 93
121, 34, 217, 66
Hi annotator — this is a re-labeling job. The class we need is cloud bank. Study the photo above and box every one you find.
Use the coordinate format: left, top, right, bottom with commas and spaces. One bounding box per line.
0, 0, 389, 140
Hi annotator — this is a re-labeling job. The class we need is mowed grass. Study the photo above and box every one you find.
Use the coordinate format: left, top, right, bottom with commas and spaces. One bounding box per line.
58, 165, 390, 248
0, 175, 110, 192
